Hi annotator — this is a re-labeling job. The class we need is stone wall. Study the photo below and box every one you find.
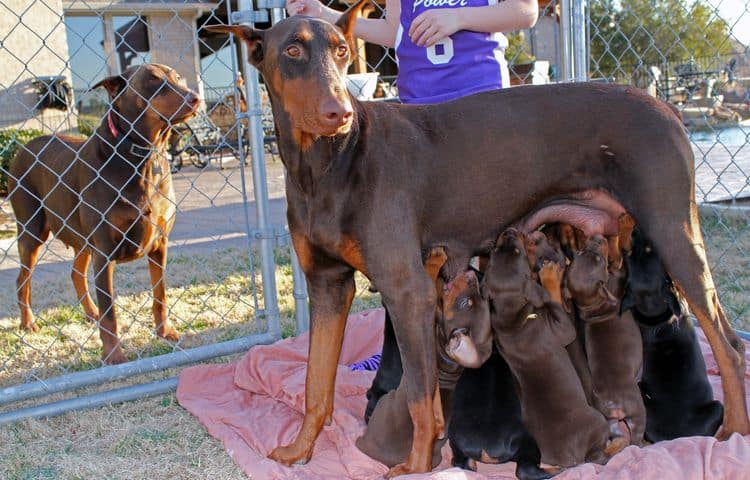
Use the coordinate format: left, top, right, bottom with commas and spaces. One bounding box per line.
0, 0, 75, 132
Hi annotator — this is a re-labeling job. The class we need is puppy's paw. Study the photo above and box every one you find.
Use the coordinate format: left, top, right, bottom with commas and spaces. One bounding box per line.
539, 261, 564, 287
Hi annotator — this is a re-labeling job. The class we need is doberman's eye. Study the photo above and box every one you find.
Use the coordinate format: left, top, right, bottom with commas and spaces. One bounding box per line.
336, 44, 348, 58
457, 297, 473, 310
286, 45, 301, 57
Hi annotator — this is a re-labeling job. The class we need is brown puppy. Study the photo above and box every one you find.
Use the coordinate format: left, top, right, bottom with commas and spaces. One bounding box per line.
485, 229, 609, 467
566, 234, 646, 447
9, 64, 199, 364
533, 227, 596, 405
357, 247, 490, 467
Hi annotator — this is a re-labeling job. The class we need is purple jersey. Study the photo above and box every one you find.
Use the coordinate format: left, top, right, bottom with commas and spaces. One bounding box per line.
395, 0, 509, 104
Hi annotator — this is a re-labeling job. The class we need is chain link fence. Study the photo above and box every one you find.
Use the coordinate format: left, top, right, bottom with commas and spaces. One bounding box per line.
0, 0, 748, 421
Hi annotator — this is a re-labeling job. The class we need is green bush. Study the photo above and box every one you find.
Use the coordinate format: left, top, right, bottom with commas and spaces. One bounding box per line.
0, 128, 43, 196
77, 114, 100, 138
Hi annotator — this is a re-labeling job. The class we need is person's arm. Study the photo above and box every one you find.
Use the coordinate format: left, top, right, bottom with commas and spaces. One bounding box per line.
286, 0, 400, 48
409, 0, 539, 47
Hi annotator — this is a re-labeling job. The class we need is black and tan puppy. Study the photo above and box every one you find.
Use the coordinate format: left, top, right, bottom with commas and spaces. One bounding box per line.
485, 229, 610, 467
9, 64, 200, 363
623, 227, 724, 442
566, 234, 646, 448
447, 347, 550, 480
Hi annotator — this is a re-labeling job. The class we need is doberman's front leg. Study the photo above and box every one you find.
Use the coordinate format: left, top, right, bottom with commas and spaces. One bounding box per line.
148, 241, 179, 341
268, 264, 355, 465
92, 254, 128, 364
380, 272, 440, 478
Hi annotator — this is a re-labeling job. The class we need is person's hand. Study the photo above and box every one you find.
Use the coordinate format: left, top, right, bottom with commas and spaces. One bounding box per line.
286, 0, 324, 17
409, 9, 463, 47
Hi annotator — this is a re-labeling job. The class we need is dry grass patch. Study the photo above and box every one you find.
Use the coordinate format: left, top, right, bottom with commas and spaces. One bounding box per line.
0, 391, 246, 480
701, 207, 750, 331
0, 243, 380, 388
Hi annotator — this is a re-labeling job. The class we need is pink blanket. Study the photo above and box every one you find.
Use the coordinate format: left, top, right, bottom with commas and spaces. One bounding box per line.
177, 308, 750, 479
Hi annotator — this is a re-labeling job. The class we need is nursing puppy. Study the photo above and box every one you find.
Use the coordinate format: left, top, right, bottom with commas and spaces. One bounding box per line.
448, 347, 550, 479
356, 247, 490, 467
566, 234, 646, 447
623, 227, 724, 442
485, 229, 610, 467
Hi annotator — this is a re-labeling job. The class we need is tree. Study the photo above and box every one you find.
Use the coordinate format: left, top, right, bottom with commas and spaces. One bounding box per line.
589, 0, 734, 80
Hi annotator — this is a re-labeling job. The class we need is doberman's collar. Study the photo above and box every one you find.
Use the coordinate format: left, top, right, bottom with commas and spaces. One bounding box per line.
106, 110, 158, 160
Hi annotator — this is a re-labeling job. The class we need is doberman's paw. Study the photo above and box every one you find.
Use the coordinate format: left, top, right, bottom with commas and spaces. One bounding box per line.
268, 443, 313, 466
715, 423, 750, 440
20, 321, 40, 333
385, 462, 429, 479
157, 326, 180, 342
102, 348, 128, 365
716, 411, 750, 439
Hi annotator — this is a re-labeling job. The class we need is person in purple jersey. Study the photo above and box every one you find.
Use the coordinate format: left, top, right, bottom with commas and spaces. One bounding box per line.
286, 0, 538, 104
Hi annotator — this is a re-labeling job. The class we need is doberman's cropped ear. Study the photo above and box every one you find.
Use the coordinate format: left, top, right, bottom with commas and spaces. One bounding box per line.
91, 74, 127, 99
335, 0, 369, 63
206, 25, 265, 66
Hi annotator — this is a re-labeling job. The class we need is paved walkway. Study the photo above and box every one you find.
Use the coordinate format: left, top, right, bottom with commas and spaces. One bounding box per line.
0, 156, 290, 289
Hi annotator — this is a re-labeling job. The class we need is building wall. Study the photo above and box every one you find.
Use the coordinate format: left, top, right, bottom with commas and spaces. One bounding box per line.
0, 0, 75, 132
148, 12, 205, 101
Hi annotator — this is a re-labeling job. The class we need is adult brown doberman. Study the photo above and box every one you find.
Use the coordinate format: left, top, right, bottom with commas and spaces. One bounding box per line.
9, 64, 200, 364
208, 1, 749, 476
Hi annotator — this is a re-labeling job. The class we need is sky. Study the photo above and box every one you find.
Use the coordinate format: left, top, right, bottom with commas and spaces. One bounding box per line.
708, 0, 750, 46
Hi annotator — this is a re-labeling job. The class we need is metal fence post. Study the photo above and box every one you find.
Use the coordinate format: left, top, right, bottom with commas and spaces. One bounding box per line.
261, 0, 311, 334
572, 0, 588, 81
235, 0, 281, 337
559, 0, 574, 81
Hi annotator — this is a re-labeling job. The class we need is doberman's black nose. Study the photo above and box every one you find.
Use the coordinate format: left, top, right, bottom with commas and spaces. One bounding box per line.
320, 98, 353, 129
185, 91, 200, 107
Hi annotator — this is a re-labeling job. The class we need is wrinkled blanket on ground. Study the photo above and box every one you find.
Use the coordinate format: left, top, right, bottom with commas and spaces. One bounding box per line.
177, 308, 750, 479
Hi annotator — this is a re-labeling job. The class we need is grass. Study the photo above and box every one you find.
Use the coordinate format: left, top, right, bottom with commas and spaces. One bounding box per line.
0, 210, 747, 479
701, 206, 750, 331
0, 245, 380, 388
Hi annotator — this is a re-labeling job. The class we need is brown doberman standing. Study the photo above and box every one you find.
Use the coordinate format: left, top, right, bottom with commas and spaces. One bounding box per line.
208, 2, 749, 475
9, 64, 200, 364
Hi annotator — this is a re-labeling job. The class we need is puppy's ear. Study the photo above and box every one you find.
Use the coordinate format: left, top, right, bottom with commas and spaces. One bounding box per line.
91, 74, 127, 99
206, 25, 265, 66
335, 0, 369, 63
522, 278, 548, 309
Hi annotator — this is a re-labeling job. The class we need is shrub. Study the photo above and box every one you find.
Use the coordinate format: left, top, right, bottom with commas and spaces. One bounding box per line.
0, 128, 43, 196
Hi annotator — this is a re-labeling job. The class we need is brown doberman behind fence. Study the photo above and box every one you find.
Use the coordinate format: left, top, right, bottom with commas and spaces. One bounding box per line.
9, 64, 200, 364
208, 1, 749, 476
